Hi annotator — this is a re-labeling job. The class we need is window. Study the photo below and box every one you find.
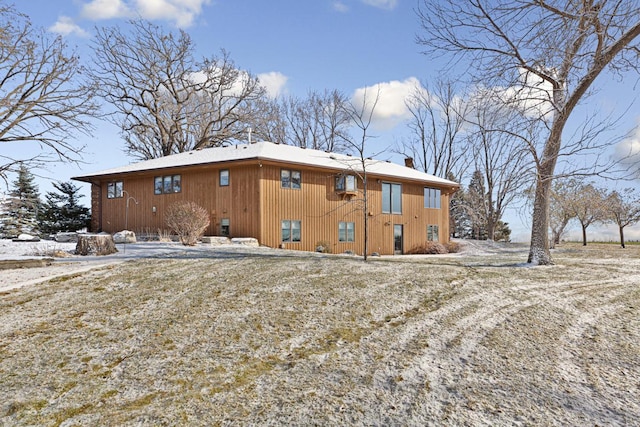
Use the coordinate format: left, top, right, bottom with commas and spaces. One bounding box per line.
220, 169, 229, 186
336, 175, 357, 192
281, 169, 301, 189
155, 175, 181, 194
338, 222, 355, 242
107, 181, 123, 199
382, 182, 402, 214
424, 187, 441, 209
281, 220, 301, 242
427, 225, 439, 242
220, 218, 230, 236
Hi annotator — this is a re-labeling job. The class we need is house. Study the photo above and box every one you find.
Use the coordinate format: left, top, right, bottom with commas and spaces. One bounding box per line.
73, 141, 459, 255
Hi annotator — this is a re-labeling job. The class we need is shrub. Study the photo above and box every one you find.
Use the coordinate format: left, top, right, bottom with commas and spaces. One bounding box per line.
407, 241, 448, 255
445, 241, 461, 253
315, 240, 332, 253
165, 201, 210, 246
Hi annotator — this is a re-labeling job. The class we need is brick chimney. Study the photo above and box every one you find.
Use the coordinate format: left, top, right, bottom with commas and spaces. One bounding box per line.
404, 157, 415, 169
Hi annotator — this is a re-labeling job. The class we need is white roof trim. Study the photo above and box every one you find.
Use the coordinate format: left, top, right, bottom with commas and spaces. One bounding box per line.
74, 141, 458, 187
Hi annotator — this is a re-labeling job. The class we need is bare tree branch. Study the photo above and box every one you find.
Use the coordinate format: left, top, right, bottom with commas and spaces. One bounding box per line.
91, 20, 266, 160
0, 5, 98, 181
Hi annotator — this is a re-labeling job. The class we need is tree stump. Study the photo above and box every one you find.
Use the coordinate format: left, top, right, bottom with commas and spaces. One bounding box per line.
75, 234, 118, 256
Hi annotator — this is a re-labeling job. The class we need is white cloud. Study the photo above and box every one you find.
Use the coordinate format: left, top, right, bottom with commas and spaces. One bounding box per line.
80, 0, 211, 27
257, 72, 288, 99
615, 121, 640, 174
81, 0, 132, 20
48, 16, 90, 38
361, 0, 399, 10
351, 77, 421, 130
333, 1, 349, 12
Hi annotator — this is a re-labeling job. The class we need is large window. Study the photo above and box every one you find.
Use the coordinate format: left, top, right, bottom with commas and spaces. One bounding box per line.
107, 181, 123, 199
281, 220, 301, 242
336, 175, 356, 192
338, 222, 355, 242
281, 169, 301, 189
424, 187, 441, 209
155, 175, 181, 194
382, 182, 402, 214
427, 225, 439, 242
220, 169, 229, 186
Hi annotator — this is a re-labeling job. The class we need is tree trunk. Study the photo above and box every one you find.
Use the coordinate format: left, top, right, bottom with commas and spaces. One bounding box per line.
486, 215, 495, 241
76, 234, 118, 256
528, 175, 552, 265
582, 225, 588, 246
620, 225, 626, 249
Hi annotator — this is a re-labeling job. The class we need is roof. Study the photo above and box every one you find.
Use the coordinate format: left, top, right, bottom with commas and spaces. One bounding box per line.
73, 141, 459, 188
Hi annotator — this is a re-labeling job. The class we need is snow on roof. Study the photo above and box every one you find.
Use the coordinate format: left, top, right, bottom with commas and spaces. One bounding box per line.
73, 141, 458, 188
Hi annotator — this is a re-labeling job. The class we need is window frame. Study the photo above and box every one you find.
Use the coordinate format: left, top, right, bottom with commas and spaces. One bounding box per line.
220, 169, 229, 187
338, 221, 355, 242
281, 169, 301, 190
336, 174, 357, 192
281, 219, 301, 243
427, 224, 440, 242
154, 175, 182, 195
424, 187, 441, 209
107, 181, 123, 199
382, 182, 402, 214
220, 218, 230, 236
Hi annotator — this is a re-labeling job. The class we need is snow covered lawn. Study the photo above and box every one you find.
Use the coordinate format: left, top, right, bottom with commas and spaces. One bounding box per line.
1, 241, 639, 425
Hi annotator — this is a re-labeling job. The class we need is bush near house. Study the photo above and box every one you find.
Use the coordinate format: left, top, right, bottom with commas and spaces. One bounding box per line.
407, 241, 461, 255
165, 201, 210, 246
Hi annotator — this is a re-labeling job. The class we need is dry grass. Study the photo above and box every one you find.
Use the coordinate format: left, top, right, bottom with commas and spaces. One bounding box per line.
1, 243, 639, 425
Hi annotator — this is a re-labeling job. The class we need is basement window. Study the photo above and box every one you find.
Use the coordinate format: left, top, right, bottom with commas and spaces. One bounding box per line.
427, 225, 439, 242
281, 220, 301, 242
220, 218, 230, 236
338, 221, 355, 242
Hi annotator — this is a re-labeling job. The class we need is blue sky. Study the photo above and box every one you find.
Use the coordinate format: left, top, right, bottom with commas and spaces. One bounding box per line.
7, 0, 640, 242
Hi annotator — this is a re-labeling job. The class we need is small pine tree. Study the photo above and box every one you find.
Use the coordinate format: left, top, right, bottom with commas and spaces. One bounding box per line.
494, 220, 512, 242
38, 181, 91, 235
448, 172, 469, 238
0, 165, 41, 238
466, 170, 488, 240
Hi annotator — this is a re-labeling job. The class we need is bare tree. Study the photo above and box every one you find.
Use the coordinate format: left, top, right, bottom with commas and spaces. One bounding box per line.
0, 5, 98, 182
466, 92, 533, 240
548, 178, 579, 248
267, 89, 351, 152
338, 86, 382, 261
91, 20, 266, 160
605, 188, 640, 249
417, 0, 640, 265
569, 182, 607, 246
397, 79, 469, 179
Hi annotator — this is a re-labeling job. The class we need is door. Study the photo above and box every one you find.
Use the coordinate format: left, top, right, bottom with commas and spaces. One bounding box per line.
394, 224, 403, 255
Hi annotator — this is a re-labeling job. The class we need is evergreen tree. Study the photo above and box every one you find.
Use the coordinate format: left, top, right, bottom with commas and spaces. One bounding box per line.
38, 182, 91, 235
0, 165, 41, 238
448, 172, 470, 238
494, 221, 512, 242
466, 170, 488, 240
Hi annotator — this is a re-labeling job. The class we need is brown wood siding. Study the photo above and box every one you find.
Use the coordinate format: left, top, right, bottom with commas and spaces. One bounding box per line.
257, 165, 454, 255
91, 159, 455, 255
96, 163, 261, 238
